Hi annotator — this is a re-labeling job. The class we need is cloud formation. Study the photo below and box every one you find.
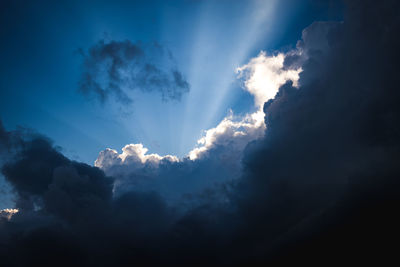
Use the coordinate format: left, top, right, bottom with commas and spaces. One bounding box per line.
188, 51, 301, 160
95, 144, 178, 170
237, 51, 301, 109
94, 49, 301, 201
95, 50, 302, 163
1, 0, 400, 265
78, 40, 190, 105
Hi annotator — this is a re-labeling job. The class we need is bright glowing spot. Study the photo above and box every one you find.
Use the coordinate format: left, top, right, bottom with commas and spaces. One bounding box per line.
0, 209, 19, 220
237, 51, 301, 109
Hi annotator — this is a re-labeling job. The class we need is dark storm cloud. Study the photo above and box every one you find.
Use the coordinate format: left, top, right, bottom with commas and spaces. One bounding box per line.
1, 0, 400, 265
78, 40, 190, 105
233, 0, 400, 263
0, 126, 174, 265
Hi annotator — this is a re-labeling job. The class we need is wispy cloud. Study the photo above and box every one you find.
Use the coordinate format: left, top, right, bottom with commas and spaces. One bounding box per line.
78, 40, 190, 106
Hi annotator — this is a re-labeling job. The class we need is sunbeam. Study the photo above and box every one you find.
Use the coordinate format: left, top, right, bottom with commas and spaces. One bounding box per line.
179, 0, 278, 155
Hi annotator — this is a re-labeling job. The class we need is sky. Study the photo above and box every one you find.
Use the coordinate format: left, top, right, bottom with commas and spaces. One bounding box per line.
0, 0, 343, 164
2, 0, 400, 266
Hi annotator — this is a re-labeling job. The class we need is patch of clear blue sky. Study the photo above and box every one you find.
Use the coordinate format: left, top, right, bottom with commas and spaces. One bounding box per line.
0, 0, 343, 165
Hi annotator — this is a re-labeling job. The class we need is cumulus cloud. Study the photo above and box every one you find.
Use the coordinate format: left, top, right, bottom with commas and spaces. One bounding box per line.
237, 52, 301, 109
78, 40, 190, 106
188, 110, 265, 160
95, 144, 178, 170
188, 51, 301, 160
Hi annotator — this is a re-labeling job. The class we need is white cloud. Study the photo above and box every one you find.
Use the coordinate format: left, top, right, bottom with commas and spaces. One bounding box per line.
95, 144, 178, 170
188, 51, 301, 160
188, 110, 265, 160
237, 51, 301, 109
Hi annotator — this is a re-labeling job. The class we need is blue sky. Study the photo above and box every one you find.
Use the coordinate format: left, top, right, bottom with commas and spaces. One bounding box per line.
0, 0, 343, 164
